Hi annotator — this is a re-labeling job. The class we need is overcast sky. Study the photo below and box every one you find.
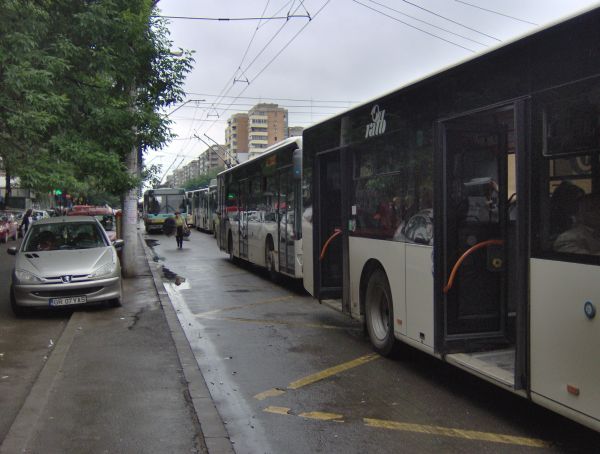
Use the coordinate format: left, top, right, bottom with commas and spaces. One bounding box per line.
152, 0, 600, 181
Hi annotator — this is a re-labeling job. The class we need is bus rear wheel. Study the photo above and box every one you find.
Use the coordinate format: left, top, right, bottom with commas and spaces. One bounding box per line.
365, 269, 397, 356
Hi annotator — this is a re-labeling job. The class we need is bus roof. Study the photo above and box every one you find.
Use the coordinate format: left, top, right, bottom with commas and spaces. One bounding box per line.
305, 4, 600, 132
217, 136, 302, 177
144, 188, 186, 195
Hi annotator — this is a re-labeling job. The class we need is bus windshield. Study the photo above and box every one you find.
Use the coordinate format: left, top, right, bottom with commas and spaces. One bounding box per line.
148, 194, 186, 215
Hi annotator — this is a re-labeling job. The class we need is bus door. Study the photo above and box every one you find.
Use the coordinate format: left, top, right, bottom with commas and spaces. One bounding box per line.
239, 179, 249, 260
315, 150, 343, 299
438, 106, 517, 352
278, 167, 295, 275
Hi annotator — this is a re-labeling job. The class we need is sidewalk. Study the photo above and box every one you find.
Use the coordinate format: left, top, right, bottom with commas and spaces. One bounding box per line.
1, 234, 233, 454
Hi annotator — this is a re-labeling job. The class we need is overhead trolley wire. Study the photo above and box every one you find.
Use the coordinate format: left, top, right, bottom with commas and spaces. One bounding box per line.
194, 1, 307, 138
364, 0, 490, 46
352, 0, 476, 52
181, 93, 360, 104
154, 14, 310, 21
454, 0, 538, 26
398, 0, 501, 41
194, 1, 326, 139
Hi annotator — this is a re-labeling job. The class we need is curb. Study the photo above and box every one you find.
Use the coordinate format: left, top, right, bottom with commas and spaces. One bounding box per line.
139, 233, 235, 454
0, 315, 79, 454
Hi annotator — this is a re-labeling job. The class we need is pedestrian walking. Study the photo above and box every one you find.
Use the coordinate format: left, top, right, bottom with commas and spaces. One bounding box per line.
173, 211, 188, 249
19, 208, 33, 236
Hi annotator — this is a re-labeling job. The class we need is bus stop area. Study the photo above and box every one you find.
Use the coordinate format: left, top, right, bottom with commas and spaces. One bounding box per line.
139, 229, 600, 453
1, 227, 599, 453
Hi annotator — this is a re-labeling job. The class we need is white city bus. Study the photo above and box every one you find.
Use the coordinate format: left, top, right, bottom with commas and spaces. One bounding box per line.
302, 7, 600, 432
217, 137, 303, 279
197, 179, 218, 233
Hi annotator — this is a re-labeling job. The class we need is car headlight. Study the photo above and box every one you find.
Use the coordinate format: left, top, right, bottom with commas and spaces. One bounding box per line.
15, 269, 44, 284
89, 261, 117, 278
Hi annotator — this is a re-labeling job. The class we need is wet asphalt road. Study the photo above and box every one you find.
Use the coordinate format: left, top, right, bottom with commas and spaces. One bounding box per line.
0, 238, 69, 442
147, 229, 600, 454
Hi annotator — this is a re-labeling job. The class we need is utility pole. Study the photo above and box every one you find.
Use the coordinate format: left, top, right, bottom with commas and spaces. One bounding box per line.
121, 85, 139, 278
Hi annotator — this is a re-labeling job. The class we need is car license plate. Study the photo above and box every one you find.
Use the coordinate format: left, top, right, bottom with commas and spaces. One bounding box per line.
49, 296, 87, 307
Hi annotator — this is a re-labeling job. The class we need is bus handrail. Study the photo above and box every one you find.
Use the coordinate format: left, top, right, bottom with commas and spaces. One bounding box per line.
319, 228, 342, 261
443, 239, 504, 294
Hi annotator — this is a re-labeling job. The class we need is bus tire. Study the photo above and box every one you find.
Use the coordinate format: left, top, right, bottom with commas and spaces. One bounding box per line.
365, 268, 397, 356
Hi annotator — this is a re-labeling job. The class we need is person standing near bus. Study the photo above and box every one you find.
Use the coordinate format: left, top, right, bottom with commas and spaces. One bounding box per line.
173, 211, 188, 249
19, 208, 33, 236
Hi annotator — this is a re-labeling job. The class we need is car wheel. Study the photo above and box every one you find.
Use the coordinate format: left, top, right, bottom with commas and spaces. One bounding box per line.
365, 268, 397, 356
10, 287, 31, 317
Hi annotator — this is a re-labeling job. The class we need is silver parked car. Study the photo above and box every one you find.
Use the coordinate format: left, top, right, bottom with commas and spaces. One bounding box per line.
6, 216, 124, 316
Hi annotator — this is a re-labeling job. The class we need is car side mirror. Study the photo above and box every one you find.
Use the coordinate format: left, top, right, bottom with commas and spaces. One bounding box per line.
113, 239, 124, 250
7, 247, 17, 256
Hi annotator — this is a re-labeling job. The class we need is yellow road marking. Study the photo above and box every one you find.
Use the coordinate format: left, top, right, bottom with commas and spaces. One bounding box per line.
288, 353, 379, 390
364, 418, 550, 448
264, 406, 291, 415
195, 295, 294, 317
254, 388, 286, 401
298, 411, 344, 422
215, 316, 359, 331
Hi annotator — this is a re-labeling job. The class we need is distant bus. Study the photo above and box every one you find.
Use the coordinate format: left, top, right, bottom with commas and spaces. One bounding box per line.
217, 137, 303, 279
302, 7, 600, 432
142, 188, 187, 233
197, 179, 218, 234
187, 189, 201, 228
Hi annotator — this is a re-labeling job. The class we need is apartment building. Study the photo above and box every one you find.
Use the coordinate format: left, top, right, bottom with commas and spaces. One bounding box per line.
225, 113, 249, 166
247, 103, 287, 159
198, 145, 226, 174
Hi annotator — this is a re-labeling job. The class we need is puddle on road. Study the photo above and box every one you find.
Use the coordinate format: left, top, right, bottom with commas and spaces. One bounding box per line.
144, 238, 165, 262
162, 265, 190, 290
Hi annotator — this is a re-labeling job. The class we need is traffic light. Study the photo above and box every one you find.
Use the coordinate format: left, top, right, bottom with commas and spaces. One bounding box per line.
54, 189, 62, 196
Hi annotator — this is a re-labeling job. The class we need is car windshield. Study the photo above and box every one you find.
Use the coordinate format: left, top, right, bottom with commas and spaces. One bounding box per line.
23, 222, 106, 252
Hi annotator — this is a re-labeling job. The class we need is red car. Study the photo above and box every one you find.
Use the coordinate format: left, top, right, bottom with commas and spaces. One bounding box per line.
67, 206, 117, 242
0, 212, 19, 243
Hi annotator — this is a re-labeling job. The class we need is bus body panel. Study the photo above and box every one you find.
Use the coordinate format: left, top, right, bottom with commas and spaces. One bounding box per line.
348, 237, 407, 337
530, 258, 600, 424
405, 244, 434, 349
302, 216, 314, 295
349, 237, 435, 347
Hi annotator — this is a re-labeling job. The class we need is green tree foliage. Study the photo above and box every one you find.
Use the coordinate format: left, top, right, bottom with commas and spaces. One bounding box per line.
0, 0, 192, 196
185, 168, 221, 191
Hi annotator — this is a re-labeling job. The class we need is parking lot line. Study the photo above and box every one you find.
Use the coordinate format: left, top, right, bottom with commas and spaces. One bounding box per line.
264, 406, 291, 416
287, 353, 379, 390
254, 388, 286, 401
298, 411, 344, 422
364, 418, 550, 448
195, 295, 294, 318
211, 315, 360, 331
